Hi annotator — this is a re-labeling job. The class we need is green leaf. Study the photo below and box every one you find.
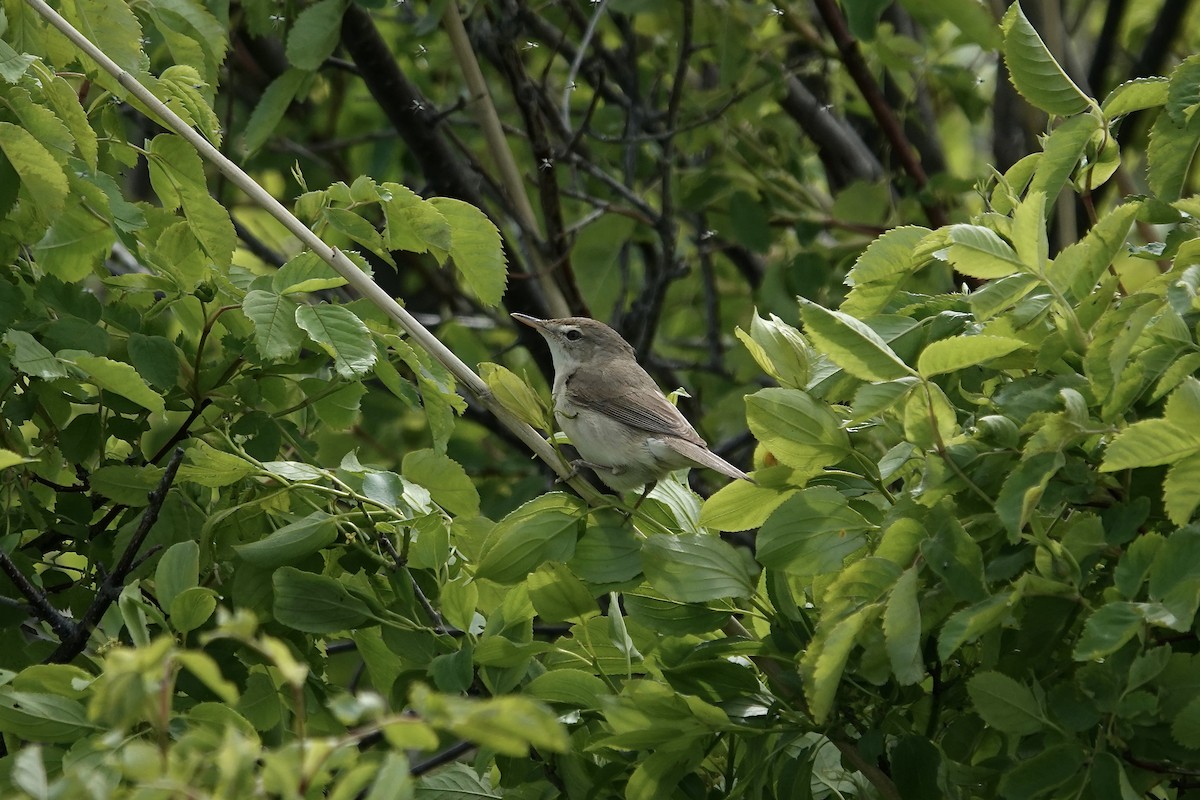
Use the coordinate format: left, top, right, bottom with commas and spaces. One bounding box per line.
996, 452, 1065, 539
1148, 104, 1200, 201
527, 562, 597, 622
156, 65, 222, 146
734, 311, 813, 389
1027, 113, 1103, 205
323, 208, 389, 262
240, 69, 309, 157
1165, 453, 1200, 526
91, 464, 164, 505
5, 330, 67, 379
1073, 602, 1144, 660
295, 303, 377, 378
745, 387, 849, 472
1102, 77, 1169, 117
921, 509, 988, 602
0, 122, 68, 224
884, 567, 924, 685
479, 362, 552, 432
938, 593, 1012, 661
178, 441, 257, 487
0, 449, 30, 470
272, 250, 347, 295
997, 742, 1085, 799
756, 487, 872, 576
476, 493, 585, 584
412, 684, 568, 757
427, 198, 507, 306
381, 182, 452, 254
169, 587, 218, 633
0, 41, 35, 83
967, 671, 1048, 735
641, 533, 753, 602
285, 0, 346, 70
61, 352, 165, 413
1101, 419, 1200, 470
803, 607, 871, 723
128, 333, 180, 390
155, 540, 199, 611
33, 199, 115, 282
1148, 527, 1200, 630
525, 670, 611, 708
917, 335, 1026, 377
272, 566, 374, 634
698, 479, 796, 532
842, 226, 933, 316
235, 512, 338, 568
1172, 695, 1200, 749
147, 135, 235, 268
402, 449, 480, 517
243, 289, 305, 361
65, 0, 145, 75
799, 299, 915, 381
1049, 202, 1139, 301
0, 690, 99, 743
946, 224, 1024, 279
1000, 2, 1092, 117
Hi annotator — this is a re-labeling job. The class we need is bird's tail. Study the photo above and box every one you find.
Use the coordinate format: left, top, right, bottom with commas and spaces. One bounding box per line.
666, 438, 754, 483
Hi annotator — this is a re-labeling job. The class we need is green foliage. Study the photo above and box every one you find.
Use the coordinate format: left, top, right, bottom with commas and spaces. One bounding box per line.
3, 0, 1200, 798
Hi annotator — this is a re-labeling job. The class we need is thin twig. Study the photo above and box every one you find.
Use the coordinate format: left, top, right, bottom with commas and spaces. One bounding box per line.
0, 551, 76, 640
811, 0, 947, 228
46, 448, 186, 663
560, 0, 607, 130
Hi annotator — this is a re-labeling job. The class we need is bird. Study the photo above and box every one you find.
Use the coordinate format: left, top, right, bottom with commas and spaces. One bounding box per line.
512, 313, 752, 494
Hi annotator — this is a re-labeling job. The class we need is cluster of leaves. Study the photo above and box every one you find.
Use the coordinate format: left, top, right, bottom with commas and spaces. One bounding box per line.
3, 0, 1200, 799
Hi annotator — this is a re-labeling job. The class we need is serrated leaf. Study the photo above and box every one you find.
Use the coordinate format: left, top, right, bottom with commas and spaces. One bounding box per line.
1101, 419, 1200, 471
1148, 105, 1200, 202
0, 41, 36, 83
128, 333, 179, 390
1049, 202, 1139, 301
5, 330, 67, 379
240, 69, 309, 157
156, 65, 221, 146
90, 464, 165, 505
1172, 695, 1200, 749
0, 121, 68, 225
178, 440, 257, 488
427, 197, 507, 306
65, 0, 145, 76
917, 335, 1026, 377
967, 671, 1047, 735
945, 224, 1024, 279
799, 299, 915, 381
381, 182, 452, 254
295, 303, 377, 378
285, 0, 346, 70
641, 533, 753, 602
1102, 77, 1169, 117
1073, 602, 1144, 660
272, 250, 347, 295
243, 289, 305, 361
803, 607, 871, 723
938, 593, 1012, 661
402, 449, 479, 517
1001, 2, 1092, 117
1028, 113, 1103, 204
1164, 453, 1200, 526
998, 743, 1085, 798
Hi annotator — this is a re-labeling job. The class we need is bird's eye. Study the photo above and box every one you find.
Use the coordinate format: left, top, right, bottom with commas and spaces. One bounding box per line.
565, 329, 583, 341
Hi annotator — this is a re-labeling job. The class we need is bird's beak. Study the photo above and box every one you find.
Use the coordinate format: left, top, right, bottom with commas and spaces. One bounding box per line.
511, 313, 546, 330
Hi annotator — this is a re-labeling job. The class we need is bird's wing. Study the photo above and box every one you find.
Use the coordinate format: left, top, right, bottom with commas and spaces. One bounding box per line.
565, 363, 707, 446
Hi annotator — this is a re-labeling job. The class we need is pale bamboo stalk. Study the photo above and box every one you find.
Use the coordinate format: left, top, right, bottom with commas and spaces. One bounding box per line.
441, 1, 570, 318
24, 0, 602, 504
